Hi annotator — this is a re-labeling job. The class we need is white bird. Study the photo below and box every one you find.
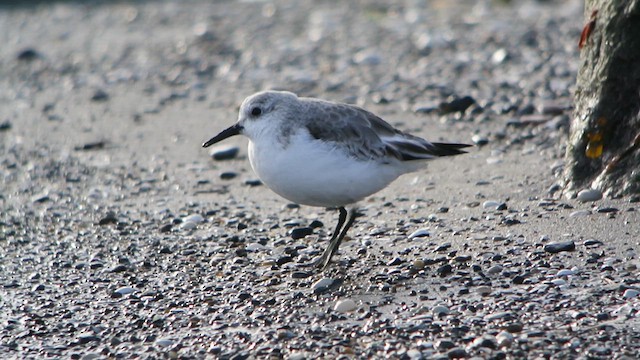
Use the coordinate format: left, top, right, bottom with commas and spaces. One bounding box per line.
203, 90, 470, 270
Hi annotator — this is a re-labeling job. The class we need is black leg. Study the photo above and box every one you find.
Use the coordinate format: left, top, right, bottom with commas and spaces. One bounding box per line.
317, 207, 358, 270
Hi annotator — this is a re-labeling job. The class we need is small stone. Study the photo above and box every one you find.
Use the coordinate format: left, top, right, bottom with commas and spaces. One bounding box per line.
556, 269, 575, 277
180, 221, 198, 230
569, 210, 591, 217
184, 214, 204, 224
291, 271, 312, 279
439, 96, 475, 115
276, 256, 293, 266
17, 48, 41, 61
0, 121, 12, 132
482, 201, 501, 210
77, 334, 100, 344
623, 289, 640, 299
496, 331, 513, 348
334, 299, 357, 312
245, 243, 265, 252
577, 189, 602, 202
159, 224, 173, 233
91, 89, 110, 102
308, 220, 324, 228
209, 145, 239, 161
471, 134, 489, 146
312, 278, 335, 293
155, 338, 174, 347
491, 48, 508, 64
487, 265, 503, 275
98, 214, 118, 225
244, 179, 262, 186
436, 264, 453, 277
583, 239, 603, 246
413, 259, 425, 270
551, 279, 566, 286
544, 241, 575, 253
409, 229, 430, 239
432, 305, 449, 316
115, 286, 136, 295
290, 227, 313, 240
353, 49, 381, 65
595, 206, 618, 213
447, 347, 467, 359
476, 286, 491, 296
219, 172, 237, 180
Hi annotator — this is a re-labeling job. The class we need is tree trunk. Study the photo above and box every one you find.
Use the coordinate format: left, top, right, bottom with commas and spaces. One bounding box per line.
564, 0, 640, 198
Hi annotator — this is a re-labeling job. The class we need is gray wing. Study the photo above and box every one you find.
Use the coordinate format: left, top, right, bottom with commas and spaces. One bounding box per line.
303, 100, 471, 162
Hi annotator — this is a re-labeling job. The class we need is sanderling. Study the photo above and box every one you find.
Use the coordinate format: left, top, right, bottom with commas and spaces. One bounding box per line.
203, 90, 471, 270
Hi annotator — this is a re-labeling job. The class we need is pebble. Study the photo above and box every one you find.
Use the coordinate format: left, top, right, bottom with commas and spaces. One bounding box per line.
569, 210, 591, 217
184, 214, 204, 223
209, 145, 239, 160
432, 305, 450, 316
180, 221, 198, 230
155, 338, 175, 347
334, 299, 357, 312
623, 289, 639, 299
244, 179, 262, 186
577, 189, 602, 202
487, 265, 503, 275
91, 89, 110, 102
115, 286, 136, 295
496, 331, 513, 347
219, 171, 237, 180
583, 239, 603, 247
290, 227, 313, 240
482, 201, 501, 210
471, 134, 489, 146
312, 278, 334, 293
551, 279, 566, 286
476, 285, 491, 296
544, 241, 575, 253
446, 347, 467, 359
413, 259, 425, 270
408, 228, 430, 239
245, 243, 265, 252
439, 96, 476, 114
16, 48, 41, 61
556, 269, 575, 277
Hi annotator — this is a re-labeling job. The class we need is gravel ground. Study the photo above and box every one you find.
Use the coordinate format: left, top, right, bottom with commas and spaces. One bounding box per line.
1, 0, 639, 359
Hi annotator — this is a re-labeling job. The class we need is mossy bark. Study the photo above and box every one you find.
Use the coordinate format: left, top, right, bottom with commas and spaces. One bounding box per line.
564, 0, 640, 197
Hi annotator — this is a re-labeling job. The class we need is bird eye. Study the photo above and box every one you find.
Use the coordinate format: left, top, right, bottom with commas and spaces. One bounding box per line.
251, 107, 262, 116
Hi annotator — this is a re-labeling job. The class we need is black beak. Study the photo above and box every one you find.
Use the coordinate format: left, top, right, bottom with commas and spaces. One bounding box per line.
202, 124, 243, 148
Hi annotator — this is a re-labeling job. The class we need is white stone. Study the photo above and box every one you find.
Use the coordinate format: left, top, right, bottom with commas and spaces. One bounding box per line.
482, 201, 500, 210
432, 305, 449, 316
180, 221, 198, 230
569, 210, 591, 217
184, 214, 204, 223
115, 286, 136, 295
577, 189, 602, 202
312, 278, 334, 291
334, 299, 357, 313
556, 269, 574, 277
623, 289, 640, 299
155, 338, 174, 347
496, 331, 513, 347
409, 229, 430, 239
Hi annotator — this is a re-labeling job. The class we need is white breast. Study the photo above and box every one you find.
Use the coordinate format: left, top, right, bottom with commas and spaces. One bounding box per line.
248, 130, 406, 207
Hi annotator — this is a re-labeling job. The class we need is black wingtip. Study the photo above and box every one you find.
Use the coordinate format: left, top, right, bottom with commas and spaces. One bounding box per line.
430, 142, 473, 156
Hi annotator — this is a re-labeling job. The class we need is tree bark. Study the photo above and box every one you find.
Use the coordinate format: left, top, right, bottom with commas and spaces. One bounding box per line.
564, 0, 640, 197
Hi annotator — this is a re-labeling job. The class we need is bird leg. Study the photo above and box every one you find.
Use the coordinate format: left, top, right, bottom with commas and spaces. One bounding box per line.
316, 207, 358, 270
